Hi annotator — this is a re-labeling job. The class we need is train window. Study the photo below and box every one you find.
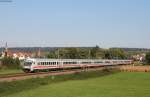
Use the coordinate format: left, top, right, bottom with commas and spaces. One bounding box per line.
94, 61, 102, 64
82, 62, 91, 64
38, 62, 40, 65
73, 62, 77, 64
82, 62, 86, 64
24, 62, 32, 66
105, 61, 110, 63
113, 61, 117, 63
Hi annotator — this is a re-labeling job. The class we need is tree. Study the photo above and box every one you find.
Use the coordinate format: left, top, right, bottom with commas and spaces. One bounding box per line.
47, 51, 57, 59
110, 48, 126, 59
90, 45, 99, 59
145, 52, 150, 64
104, 50, 112, 59
77, 48, 89, 59
65, 48, 78, 59
104, 48, 127, 59
1, 57, 20, 69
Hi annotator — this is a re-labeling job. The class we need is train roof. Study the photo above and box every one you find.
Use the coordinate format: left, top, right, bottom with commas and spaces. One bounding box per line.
25, 58, 132, 62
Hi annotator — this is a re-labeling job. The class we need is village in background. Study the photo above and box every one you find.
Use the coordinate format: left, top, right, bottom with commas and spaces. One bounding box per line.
0, 42, 149, 62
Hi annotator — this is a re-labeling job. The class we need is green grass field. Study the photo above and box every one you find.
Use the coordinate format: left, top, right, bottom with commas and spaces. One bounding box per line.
1, 71, 150, 97
0, 69, 23, 75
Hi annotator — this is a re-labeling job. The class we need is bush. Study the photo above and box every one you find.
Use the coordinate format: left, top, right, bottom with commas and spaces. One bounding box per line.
145, 52, 150, 65
1, 57, 20, 69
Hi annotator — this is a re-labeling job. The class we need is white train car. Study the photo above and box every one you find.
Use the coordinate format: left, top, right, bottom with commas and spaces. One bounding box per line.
22, 58, 132, 72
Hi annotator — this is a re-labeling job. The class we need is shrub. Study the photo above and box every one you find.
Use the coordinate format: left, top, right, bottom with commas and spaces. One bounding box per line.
145, 52, 150, 64
1, 57, 20, 69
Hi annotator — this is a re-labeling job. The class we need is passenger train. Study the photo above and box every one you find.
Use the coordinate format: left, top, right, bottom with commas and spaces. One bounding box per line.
22, 58, 133, 72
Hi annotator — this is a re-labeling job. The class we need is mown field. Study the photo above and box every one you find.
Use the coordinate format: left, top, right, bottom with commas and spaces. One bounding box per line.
1, 71, 150, 97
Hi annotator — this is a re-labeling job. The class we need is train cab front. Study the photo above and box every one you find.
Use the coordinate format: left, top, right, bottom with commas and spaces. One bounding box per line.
22, 60, 33, 73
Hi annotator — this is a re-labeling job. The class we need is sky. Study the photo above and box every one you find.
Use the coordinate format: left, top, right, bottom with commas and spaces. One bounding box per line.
0, 0, 150, 48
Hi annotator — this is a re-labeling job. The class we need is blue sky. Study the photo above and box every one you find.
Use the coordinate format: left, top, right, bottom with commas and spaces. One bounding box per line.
0, 0, 150, 48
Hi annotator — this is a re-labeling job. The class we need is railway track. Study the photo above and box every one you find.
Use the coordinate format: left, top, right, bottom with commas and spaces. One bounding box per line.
0, 66, 115, 82
0, 69, 86, 82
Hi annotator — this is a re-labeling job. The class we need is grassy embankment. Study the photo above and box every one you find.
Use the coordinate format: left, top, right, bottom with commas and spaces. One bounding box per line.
0, 69, 116, 97
1, 69, 150, 97
0, 69, 23, 75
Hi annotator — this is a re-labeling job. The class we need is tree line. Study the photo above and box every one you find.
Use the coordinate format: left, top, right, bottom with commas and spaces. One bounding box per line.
1, 46, 150, 69
47, 46, 128, 59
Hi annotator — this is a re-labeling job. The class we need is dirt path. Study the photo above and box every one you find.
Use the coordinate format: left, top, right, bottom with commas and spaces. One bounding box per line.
119, 65, 150, 72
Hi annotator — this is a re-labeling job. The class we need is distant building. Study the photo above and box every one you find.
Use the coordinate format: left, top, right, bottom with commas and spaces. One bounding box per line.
12, 52, 32, 60
0, 42, 33, 60
132, 53, 146, 61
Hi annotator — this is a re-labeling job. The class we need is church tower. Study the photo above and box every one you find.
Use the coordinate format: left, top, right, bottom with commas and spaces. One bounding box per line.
4, 42, 8, 57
